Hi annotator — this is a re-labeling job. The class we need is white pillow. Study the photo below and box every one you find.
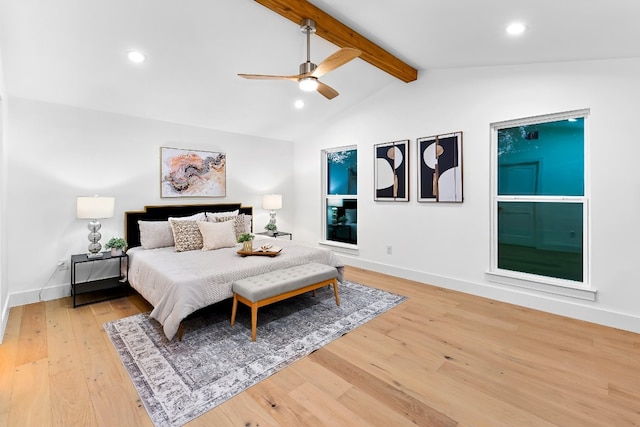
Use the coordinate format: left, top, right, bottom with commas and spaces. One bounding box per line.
197, 220, 237, 251
205, 210, 239, 220
169, 212, 206, 222
138, 220, 175, 249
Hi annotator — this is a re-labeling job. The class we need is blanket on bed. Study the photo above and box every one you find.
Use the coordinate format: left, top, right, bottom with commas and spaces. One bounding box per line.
127, 237, 344, 340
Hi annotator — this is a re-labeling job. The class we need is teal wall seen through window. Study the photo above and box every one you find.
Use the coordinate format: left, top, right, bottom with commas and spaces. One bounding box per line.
496, 116, 585, 283
325, 148, 357, 245
498, 118, 584, 196
327, 149, 357, 195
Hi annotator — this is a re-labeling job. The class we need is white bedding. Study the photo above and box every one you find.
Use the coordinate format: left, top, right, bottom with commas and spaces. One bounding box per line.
127, 236, 344, 339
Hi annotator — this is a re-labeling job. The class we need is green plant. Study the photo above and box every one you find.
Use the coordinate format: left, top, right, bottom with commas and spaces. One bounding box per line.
337, 215, 347, 224
237, 233, 254, 243
105, 237, 127, 249
264, 223, 278, 231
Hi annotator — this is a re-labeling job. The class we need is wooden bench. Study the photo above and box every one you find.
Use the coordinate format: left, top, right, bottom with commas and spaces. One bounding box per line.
230, 262, 340, 341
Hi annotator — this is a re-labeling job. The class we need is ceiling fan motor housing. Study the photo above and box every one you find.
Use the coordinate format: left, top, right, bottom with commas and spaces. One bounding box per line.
299, 61, 317, 75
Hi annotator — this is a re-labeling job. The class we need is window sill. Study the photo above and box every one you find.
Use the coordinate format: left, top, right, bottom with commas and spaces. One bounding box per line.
319, 240, 358, 254
485, 270, 597, 301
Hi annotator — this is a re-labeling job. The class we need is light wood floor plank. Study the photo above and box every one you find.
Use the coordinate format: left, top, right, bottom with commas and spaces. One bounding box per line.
8, 358, 52, 427
14, 302, 47, 366
0, 306, 23, 425
243, 377, 323, 426
3, 266, 640, 426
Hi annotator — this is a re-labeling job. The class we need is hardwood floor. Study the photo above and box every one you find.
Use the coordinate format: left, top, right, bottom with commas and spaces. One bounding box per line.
1, 266, 640, 426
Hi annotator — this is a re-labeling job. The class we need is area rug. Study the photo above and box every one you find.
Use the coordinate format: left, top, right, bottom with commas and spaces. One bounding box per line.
104, 280, 406, 427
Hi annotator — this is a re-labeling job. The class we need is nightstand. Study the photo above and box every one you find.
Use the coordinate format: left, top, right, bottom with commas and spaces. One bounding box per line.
71, 251, 129, 307
257, 231, 292, 240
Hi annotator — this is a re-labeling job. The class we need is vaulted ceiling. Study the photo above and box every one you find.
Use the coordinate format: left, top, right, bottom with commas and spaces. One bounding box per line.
1, 0, 638, 142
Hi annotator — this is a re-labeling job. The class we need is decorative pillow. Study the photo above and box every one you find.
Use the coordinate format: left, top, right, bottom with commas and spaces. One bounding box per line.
138, 220, 175, 249
215, 214, 246, 239
169, 219, 203, 252
197, 220, 237, 251
345, 209, 357, 224
205, 210, 239, 221
243, 214, 252, 233
169, 212, 206, 222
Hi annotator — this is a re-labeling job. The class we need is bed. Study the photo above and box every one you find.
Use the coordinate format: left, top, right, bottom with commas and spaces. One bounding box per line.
124, 203, 345, 340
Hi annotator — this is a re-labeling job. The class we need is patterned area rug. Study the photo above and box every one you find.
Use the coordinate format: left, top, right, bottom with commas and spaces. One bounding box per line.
104, 280, 406, 427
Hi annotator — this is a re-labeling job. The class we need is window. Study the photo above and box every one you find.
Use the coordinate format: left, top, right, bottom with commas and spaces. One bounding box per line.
323, 147, 357, 246
489, 110, 591, 298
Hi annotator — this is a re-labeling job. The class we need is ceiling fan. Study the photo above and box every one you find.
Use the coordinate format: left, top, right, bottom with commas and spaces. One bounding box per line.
238, 18, 361, 100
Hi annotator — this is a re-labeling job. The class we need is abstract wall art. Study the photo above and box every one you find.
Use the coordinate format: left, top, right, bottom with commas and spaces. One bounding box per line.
374, 139, 409, 201
417, 132, 463, 203
160, 147, 226, 198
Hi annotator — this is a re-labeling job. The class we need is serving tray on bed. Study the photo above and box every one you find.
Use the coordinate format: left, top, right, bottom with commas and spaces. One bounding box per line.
237, 247, 282, 257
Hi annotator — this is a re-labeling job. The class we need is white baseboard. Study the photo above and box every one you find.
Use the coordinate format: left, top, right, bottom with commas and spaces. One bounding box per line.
0, 284, 70, 343
0, 297, 9, 344
4, 258, 640, 340
8, 283, 70, 308
341, 255, 640, 335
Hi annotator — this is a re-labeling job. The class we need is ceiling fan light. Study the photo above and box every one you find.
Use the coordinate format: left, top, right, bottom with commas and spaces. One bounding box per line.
299, 77, 318, 92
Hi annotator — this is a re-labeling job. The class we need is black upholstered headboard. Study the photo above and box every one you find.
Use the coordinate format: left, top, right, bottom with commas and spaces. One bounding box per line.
124, 203, 253, 248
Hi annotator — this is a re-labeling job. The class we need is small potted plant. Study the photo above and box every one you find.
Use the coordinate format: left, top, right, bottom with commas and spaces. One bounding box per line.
264, 223, 278, 236
237, 233, 254, 252
105, 237, 127, 256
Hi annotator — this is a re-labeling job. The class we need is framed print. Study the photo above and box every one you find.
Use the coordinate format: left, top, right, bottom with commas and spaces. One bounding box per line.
417, 132, 463, 202
161, 147, 226, 198
374, 139, 409, 201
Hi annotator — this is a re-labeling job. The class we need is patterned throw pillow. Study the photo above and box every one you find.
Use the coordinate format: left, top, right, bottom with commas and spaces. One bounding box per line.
214, 214, 245, 240
168, 219, 203, 252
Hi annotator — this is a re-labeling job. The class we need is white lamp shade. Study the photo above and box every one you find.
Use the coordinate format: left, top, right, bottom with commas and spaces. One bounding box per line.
76, 196, 115, 219
262, 194, 282, 210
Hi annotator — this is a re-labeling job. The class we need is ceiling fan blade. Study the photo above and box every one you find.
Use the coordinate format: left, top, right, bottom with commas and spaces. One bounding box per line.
237, 73, 301, 81
316, 81, 339, 100
311, 47, 362, 78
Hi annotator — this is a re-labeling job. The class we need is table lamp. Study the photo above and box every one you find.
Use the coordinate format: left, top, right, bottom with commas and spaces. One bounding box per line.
262, 194, 282, 230
77, 195, 115, 257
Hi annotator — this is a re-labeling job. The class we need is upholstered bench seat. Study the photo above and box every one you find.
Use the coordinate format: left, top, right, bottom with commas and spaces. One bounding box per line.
231, 262, 340, 341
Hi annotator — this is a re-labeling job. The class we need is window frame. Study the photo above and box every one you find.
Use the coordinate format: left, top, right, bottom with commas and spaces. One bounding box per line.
321, 145, 358, 249
487, 109, 595, 300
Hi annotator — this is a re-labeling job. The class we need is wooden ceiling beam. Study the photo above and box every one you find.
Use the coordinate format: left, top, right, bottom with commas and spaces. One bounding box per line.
254, 0, 418, 83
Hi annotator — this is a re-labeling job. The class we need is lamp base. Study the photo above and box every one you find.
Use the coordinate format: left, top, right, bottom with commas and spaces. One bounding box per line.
87, 252, 104, 258
87, 220, 103, 258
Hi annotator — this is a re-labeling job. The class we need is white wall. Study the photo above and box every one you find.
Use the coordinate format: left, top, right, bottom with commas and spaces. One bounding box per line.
4, 98, 294, 307
0, 44, 7, 343
294, 58, 640, 333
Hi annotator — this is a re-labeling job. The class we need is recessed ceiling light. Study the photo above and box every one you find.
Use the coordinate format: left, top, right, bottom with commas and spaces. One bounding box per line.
506, 22, 526, 36
294, 100, 305, 109
127, 50, 146, 63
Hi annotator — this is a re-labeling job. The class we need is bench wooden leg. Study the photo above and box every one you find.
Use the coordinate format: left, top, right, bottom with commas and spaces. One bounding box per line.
251, 303, 258, 342
333, 279, 340, 306
230, 293, 238, 326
